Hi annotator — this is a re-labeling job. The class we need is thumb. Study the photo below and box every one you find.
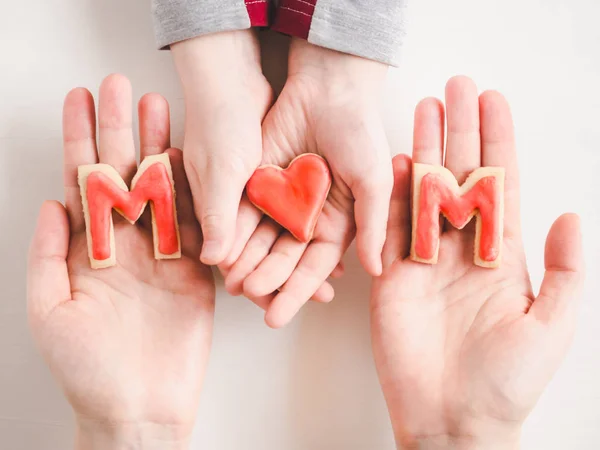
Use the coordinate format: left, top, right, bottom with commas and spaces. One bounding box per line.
192, 156, 255, 265
530, 213, 584, 324
27, 201, 72, 328
381, 153, 413, 270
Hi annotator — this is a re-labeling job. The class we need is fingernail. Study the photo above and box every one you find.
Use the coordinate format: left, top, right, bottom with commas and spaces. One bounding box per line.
201, 240, 222, 264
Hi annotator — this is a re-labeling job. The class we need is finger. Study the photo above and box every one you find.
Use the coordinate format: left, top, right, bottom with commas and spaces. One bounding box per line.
353, 165, 393, 276
137, 93, 173, 229
166, 148, 202, 257
444, 76, 481, 183
27, 201, 72, 327
264, 241, 342, 328
63, 87, 98, 232
382, 153, 413, 269
411, 97, 446, 239
217, 195, 262, 274
412, 97, 445, 165
330, 261, 345, 279
243, 234, 307, 298
311, 281, 335, 303
479, 90, 521, 239
139, 93, 171, 160
190, 157, 256, 266
530, 214, 584, 325
224, 218, 280, 296
246, 293, 275, 311
247, 280, 334, 313
98, 74, 137, 182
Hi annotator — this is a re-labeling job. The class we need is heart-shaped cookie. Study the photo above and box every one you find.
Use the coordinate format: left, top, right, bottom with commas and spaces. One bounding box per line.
246, 154, 332, 242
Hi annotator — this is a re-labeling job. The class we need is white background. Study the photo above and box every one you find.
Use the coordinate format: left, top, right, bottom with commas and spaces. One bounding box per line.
1, 0, 599, 448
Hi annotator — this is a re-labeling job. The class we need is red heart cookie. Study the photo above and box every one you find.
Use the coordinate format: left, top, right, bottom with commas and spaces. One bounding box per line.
246, 154, 332, 242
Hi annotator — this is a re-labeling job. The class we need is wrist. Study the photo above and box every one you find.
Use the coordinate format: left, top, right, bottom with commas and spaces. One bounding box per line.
398, 434, 520, 450
171, 29, 264, 94
75, 417, 191, 450
395, 422, 521, 450
287, 38, 388, 96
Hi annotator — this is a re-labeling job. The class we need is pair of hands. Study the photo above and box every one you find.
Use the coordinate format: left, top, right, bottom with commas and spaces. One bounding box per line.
27, 74, 583, 449
171, 30, 392, 327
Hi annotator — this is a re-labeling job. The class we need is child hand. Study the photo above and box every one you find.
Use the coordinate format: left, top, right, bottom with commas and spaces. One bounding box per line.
371, 76, 584, 449
224, 39, 393, 328
27, 75, 215, 449
171, 29, 273, 266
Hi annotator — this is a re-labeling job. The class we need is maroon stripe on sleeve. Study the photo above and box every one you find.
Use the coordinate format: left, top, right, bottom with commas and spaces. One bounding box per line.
271, 0, 317, 40
245, 0, 269, 27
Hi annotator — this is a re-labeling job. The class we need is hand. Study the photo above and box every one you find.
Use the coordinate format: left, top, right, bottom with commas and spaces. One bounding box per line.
224, 39, 393, 328
371, 76, 584, 449
171, 30, 273, 265
27, 75, 215, 449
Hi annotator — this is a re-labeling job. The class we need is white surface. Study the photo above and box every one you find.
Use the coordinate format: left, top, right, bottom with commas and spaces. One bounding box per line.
1, 0, 599, 448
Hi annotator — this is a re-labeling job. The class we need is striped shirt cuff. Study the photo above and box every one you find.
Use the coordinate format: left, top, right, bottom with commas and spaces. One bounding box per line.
152, 0, 270, 49
272, 0, 407, 66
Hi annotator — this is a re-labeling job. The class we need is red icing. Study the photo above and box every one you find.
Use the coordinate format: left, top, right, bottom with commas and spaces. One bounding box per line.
416, 173, 501, 262
246, 154, 331, 242
86, 163, 179, 261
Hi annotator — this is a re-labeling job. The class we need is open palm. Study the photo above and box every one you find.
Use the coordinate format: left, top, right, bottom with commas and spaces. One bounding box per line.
27, 75, 215, 442
371, 77, 584, 448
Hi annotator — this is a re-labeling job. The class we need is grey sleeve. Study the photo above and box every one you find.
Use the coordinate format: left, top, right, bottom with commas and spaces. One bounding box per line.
308, 0, 408, 66
151, 0, 253, 49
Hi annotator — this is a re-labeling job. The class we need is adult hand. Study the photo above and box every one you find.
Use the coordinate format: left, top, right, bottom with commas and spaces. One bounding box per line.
371, 76, 584, 449
27, 75, 215, 449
